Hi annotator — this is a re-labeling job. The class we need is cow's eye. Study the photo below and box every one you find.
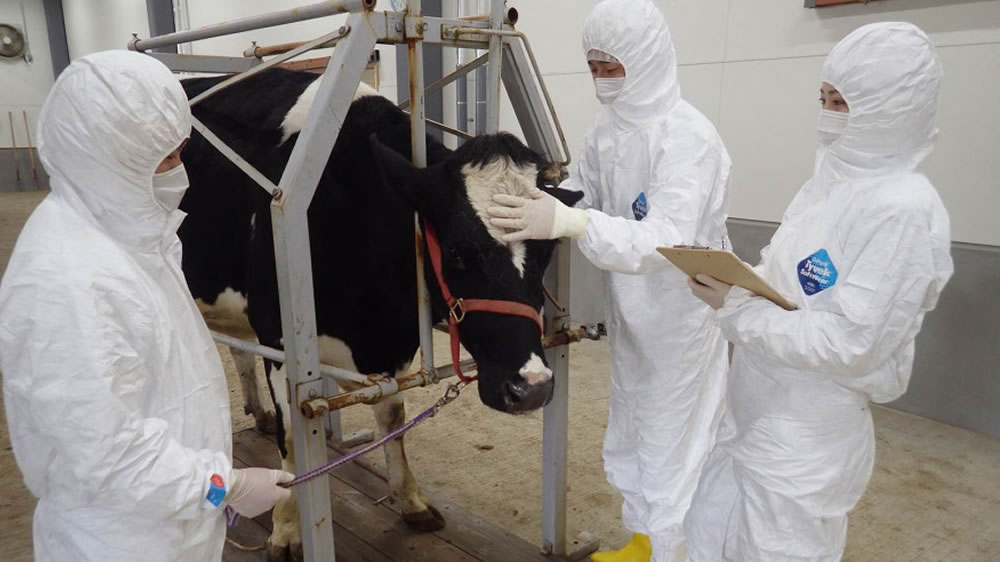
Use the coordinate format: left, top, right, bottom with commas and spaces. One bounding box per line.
448, 246, 466, 271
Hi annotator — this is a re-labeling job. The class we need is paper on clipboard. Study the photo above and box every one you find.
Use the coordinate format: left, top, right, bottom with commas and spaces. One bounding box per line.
656, 246, 799, 311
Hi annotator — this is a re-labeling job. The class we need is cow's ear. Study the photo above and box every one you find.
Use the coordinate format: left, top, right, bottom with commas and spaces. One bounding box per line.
541, 185, 585, 208
370, 133, 441, 210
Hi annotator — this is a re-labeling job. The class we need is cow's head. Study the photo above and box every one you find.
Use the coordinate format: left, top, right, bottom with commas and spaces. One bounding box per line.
370, 133, 583, 414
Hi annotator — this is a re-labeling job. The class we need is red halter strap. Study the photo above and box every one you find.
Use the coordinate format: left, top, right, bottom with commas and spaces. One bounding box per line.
423, 221, 544, 382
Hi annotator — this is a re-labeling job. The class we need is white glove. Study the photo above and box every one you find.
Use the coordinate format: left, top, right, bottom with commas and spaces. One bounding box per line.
226, 468, 295, 518
688, 274, 732, 310
487, 188, 589, 242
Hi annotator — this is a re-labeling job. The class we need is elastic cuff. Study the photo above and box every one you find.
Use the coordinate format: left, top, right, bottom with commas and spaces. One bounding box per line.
552, 206, 590, 239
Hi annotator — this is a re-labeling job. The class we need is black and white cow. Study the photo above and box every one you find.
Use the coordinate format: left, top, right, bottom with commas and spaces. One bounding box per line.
178, 68, 581, 560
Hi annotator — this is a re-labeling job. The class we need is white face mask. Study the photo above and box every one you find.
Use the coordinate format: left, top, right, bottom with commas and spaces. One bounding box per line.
594, 77, 625, 105
152, 164, 189, 211
817, 109, 849, 145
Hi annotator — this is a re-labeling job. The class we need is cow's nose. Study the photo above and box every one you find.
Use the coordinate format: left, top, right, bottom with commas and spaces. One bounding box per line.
502, 378, 553, 413
518, 352, 552, 386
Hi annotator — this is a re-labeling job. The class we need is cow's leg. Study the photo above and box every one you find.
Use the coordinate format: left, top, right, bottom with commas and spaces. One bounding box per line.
370, 391, 445, 531
230, 346, 277, 434
264, 362, 304, 562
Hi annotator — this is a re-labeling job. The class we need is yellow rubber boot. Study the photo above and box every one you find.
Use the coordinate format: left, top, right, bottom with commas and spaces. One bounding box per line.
590, 533, 652, 562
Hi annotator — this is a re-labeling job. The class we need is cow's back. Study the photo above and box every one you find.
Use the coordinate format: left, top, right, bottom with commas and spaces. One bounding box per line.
178, 69, 449, 375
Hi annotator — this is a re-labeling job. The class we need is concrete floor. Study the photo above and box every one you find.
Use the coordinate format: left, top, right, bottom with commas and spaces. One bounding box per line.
2, 190, 1000, 561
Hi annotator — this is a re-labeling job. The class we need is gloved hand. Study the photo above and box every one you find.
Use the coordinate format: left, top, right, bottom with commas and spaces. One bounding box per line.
689, 274, 732, 310
487, 188, 589, 242
226, 468, 295, 518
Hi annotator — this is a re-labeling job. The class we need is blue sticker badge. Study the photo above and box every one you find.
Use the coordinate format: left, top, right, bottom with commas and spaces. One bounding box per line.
797, 249, 838, 296
206, 473, 227, 507
632, 192, 648, 221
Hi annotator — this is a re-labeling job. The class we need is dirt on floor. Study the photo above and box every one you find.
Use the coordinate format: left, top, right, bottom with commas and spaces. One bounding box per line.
2, 190, 1000, 561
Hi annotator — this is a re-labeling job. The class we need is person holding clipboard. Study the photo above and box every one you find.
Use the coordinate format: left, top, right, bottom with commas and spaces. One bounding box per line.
682, 23, 954, 561
486, 1, 732, 560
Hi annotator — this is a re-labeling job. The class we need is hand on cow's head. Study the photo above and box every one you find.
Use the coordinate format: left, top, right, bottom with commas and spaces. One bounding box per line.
372, 131, 574, 415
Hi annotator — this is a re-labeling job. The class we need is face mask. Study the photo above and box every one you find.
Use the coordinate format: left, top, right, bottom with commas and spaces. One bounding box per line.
152, 164, 189, 211
594, 77, 625, 105
817, 109, 849, 145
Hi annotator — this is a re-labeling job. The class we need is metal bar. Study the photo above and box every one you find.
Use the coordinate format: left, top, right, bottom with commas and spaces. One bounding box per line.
500, 38, 571, 168
542, 238, 573, 557
243, 36, 343, 58
300, 324, 586, 417
128, 0, 374, 52
397, 52, 487, 110
483, 0, 504, 133
425, 117, 474, 140
8, 112, 20, 183
145, 0, 177, 54
147, 52, 259, 74
190, 117, 281, 199
302, 358, 478, 416
41, 0, 70, 77
269, 12, 377, 561
407, 0, 436, 377
209, 331, 371, 385
21, 111, 38, 188
190, 26, 350, 107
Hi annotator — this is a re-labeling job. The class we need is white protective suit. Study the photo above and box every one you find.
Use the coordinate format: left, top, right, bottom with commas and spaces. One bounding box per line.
567, 0, 732, 558
0, 51, 233, 561
684, 23, 953, 561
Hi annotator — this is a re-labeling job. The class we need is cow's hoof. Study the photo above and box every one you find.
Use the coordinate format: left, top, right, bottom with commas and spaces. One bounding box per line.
265, 539, 303, 562
255, 410, 278, 435
402, 504, 446, 532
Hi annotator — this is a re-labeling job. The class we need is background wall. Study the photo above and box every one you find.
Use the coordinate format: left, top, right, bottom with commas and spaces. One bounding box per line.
2, 0, 997, 433
0, 0, 52, 150
504, 0, 1000, 246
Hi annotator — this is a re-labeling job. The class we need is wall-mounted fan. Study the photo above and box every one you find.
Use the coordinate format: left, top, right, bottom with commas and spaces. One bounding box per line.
0, 23, 27, 60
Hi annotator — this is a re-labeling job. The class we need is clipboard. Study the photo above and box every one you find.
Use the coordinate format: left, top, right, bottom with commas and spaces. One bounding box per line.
656, 246, 799, 311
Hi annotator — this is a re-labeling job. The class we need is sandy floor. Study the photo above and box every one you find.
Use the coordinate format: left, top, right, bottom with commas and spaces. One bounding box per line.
2, 190, 1000, 561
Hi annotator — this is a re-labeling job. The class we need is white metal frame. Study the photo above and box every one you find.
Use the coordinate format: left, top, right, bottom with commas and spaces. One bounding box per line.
129, 1, 593, 559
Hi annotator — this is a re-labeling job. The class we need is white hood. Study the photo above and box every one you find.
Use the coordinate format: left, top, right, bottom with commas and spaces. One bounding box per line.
37, 50, 192, 251
819, 22, 943, 179
582, 0, 680, 131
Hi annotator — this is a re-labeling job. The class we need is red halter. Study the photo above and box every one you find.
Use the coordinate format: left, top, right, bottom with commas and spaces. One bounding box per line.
423, 221, 544, 382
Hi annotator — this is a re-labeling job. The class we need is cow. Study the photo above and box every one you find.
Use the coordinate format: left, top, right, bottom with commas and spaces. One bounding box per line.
177, 67, 582, 561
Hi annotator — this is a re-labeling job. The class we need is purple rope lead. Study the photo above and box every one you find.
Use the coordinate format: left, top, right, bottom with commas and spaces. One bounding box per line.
280, 405, 437, 488
225, 382, 464, 528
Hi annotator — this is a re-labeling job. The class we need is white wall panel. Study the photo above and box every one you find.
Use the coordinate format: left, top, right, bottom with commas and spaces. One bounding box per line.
508, 0, 594, 76
725, 0, 1000, 62
63, 0, 147, 60
718, 55, 827, 223
677, 63, 724, 127
656, 0, 729, 65
921, 42, 1000, 246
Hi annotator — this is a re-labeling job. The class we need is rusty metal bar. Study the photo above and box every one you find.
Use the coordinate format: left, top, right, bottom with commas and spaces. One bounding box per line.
210, 330, 372, 385
190, 26, 351, 107
300, 327, 592, 418
426, 117, 475, 140
243, 36, 343, 58
398, 52, 487, 110
301, 358, 478, 416
456, 7, 517, 25
128, 0, 375, 52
